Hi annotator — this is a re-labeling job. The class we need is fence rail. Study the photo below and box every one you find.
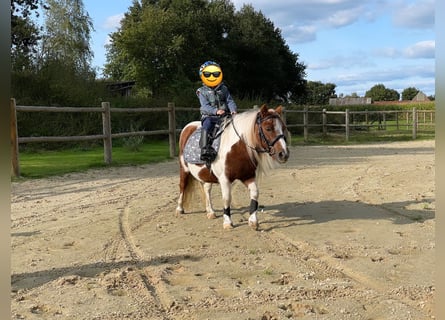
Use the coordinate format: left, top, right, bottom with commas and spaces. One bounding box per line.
10, 98, 435, 177
285, 107, 434, 141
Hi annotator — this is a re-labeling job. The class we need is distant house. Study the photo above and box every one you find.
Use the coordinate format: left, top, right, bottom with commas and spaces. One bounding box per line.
106, 81, 136, 97
412, 91, 430, 102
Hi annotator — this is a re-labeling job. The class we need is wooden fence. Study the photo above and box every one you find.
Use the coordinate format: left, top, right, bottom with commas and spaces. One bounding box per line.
285, 107, 434, 142
10, 99, 190, 177
10, 98, 435, 177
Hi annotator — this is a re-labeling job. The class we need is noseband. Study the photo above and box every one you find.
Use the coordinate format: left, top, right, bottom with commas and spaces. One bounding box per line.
231, 110, 287, 156
255, 113, 287, 155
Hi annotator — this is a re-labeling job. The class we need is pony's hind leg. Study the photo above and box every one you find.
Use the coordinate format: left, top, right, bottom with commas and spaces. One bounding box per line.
245, 179, 259, 230
176, 164, 189, 216
203, 182, 216, 219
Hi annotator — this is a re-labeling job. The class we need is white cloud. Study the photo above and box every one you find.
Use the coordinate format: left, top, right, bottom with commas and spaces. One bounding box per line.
403, 40, 435, 59
231, 0, 368, 44
283, 25, 317, 43
374, 40, 435, 59
373, 47, 400, 58
308, 53, 374, 70
325, 7, 363, 28
328, 64, 435, 96
102, 13, 124, 30
232, 0, 360, 16
231, 0, 435, 50
333, 64, 434, 86
392, 0, 434, 29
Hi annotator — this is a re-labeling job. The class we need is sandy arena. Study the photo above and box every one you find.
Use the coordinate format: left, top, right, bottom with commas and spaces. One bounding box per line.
11, 140, 435, 319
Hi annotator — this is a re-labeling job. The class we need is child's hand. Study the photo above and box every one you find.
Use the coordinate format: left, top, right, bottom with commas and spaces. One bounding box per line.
216, 110, 226, 115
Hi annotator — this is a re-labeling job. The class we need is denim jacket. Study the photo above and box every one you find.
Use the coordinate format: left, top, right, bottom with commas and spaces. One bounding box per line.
196, 83, 237, 118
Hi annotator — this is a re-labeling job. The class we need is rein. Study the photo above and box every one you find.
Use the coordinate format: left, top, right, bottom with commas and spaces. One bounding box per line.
232, 111, 286, 156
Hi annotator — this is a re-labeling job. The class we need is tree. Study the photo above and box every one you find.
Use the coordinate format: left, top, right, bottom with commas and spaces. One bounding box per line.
11, 0, 46, 71
401, 87, 419, 101
40, 0, 94, 74
302, 81, 336, 105
104, 0, 306, 101
227, 4, 306, 100
105, 0, 215, 96
12, 0, 100, 105
365, 84, 399, 101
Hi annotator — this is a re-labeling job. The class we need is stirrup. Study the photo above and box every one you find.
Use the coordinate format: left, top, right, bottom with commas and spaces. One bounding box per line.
201, 147, 216, 160
200, 151, 211, 161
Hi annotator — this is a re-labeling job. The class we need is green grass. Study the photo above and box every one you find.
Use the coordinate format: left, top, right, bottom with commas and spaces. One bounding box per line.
17, 141, 171, 179
290, 128, 435, 146
15, 129, 434, 179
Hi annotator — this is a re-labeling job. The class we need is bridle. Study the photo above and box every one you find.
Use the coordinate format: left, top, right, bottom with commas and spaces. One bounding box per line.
255, 113, 287, 155
232, 111, 287, 156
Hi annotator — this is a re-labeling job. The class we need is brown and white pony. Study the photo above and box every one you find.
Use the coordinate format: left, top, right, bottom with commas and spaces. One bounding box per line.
176, 104, 290, 229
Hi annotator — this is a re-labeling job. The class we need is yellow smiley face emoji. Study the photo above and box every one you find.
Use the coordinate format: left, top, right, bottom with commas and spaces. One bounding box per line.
200, 64, 223, 87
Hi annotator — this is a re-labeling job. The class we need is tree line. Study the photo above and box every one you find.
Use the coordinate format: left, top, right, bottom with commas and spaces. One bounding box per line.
11, 0, 434, 108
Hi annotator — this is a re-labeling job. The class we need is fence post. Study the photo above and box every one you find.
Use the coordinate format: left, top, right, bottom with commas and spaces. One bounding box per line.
281, 106, 286, 125
322, 108, 327, 137
102, 102, 112, 164
168, 102, 176, 158
10, 98, 20, 177
412, 107, 417, 140
303, 107, 308, 142
345, 109, 350, 142
382, 112, 386, 130
406, 111, 409, 130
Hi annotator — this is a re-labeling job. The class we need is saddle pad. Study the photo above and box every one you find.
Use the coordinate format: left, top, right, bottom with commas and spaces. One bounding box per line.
183, 127, 221, 164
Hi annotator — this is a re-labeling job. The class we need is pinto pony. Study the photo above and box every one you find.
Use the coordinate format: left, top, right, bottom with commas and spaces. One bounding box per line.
176, 104, 290, 229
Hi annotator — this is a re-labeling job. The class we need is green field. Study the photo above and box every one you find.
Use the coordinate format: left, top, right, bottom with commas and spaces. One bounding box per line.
14, 130, 434, 179
17, 141, 171, 179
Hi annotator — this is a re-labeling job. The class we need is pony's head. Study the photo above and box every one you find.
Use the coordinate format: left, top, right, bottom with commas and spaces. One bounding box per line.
255, 104, 290, 164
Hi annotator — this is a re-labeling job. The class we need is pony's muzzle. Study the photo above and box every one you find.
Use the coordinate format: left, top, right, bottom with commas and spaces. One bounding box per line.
278, 148, 289, 163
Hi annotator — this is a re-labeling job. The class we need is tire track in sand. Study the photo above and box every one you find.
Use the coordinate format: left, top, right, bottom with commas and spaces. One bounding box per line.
89, 197, 175, 319
117, 205, 176, 318
271, 231, 429, 318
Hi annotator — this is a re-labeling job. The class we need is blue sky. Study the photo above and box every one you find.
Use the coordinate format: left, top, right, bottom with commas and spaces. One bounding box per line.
83, 0, 435, 97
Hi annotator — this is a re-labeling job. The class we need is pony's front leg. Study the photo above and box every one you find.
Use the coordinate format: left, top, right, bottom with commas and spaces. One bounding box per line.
220, 180, 234, 229
176, 192, 185, 216
245, 180, 259, 230
203, 182, 216, 219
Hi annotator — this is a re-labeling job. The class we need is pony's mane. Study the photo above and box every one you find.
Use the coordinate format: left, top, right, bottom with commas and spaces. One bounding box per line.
228, 109, 279, 177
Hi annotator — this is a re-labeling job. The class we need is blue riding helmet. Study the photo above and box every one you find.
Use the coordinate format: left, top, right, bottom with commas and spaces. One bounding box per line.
199, 61, 220, 76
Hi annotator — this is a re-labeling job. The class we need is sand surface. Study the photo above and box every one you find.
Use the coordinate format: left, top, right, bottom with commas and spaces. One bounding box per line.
11, 140, 435, 319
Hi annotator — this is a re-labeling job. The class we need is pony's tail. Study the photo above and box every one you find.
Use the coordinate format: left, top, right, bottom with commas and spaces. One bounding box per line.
182, 175, 205, 213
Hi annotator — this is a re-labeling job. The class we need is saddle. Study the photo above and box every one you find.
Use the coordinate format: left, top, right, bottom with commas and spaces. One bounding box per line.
183, 118, 231, 165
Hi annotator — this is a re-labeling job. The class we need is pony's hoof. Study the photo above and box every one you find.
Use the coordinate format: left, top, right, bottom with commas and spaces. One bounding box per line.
249, 221, 259, 230
207, 212, 217, 219
223, 223, 234, 230
176, 209, 185, 216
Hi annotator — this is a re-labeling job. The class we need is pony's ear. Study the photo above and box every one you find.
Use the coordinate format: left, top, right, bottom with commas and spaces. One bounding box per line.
260, 104, 269, 117
275, 105, 283, 116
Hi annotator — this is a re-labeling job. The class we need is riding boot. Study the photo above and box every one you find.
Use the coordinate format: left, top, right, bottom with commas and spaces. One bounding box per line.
199, 129, 216, 166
